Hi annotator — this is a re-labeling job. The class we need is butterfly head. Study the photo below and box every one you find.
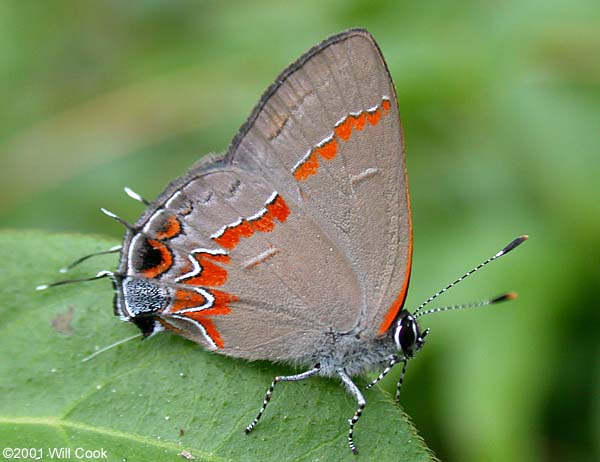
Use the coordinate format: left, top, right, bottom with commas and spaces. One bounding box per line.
391, 237, 528, 359
393, 310, 429, 359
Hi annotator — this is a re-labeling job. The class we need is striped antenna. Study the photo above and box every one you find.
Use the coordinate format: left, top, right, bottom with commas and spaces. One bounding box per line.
415, 292, 517, 319
413, 235, 528, 315
100, 208, 136, 231
36, 270, 115, 291
59, 246, 121, 273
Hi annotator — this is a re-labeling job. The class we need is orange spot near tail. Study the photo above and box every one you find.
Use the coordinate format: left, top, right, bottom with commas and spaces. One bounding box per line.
140, 239, 173, 278
180, 290, 238, 348
172, 288, 209, 312
210, 289, 239, 310
183, 314, 224, 348
155, 215, 181, 240
181, 253, 231, 287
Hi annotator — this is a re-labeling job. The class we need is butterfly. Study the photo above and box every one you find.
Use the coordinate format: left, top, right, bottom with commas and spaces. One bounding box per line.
41, 29, 527, 454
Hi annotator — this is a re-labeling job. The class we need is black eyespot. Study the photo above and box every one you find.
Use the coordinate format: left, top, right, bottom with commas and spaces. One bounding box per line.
135, 238, 164, 272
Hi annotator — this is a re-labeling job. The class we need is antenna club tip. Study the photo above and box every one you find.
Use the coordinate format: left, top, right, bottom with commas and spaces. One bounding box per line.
35, 284, 49, 291
500, 235, 529, 255
124, 187, 139, 199
504, 292, 518, 300
491, 292, 518, 303
124, 187, 149, 205
59, 268, 68, 274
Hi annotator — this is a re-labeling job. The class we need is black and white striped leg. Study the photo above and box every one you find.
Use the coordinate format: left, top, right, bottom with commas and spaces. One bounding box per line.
366, 355, 399, 389
338, 370, 366, 454
245, 364, 320, 434
395, 358, 409, 403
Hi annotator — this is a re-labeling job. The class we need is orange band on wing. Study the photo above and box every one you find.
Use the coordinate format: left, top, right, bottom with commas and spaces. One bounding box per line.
266, 194, 290, 222
367, 108, 381, 126
316, 138, 338, 160
292, 96, 393, 182
250, 213, 275, 232
377, 248, 412, 335
293, 151, 319, 181
212, 193, 290, 250
213, 220, 254, 249
183, 313, 225, 348
171, 288, 209, 312
381, 98, 391, 113
178, 290, 238, 349
180, 253, 231, 287
351, 112, 367, 131
334, 117, 353, 140
170, 248, 238, 349
155, 215, 181, 240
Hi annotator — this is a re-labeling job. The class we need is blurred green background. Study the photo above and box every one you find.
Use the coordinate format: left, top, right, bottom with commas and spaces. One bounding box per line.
1, 1, 598, 461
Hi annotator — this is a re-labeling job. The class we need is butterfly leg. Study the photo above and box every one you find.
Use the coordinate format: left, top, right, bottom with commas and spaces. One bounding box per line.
338, 369, 366, 454
245, 364, 321, 434
365, 354, 399, 389
395, 358, 409, 403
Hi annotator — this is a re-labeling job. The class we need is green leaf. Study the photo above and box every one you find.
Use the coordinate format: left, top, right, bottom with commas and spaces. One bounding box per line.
0, 231, 435, 461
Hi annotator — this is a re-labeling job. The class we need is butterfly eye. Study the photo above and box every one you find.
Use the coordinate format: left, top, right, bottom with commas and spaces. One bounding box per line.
394, 312, 421, 358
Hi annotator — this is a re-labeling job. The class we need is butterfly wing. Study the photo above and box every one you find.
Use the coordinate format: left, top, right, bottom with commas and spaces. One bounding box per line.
117, 29, 412, 362
119, 164, 362, 362
225, 29, 412, 339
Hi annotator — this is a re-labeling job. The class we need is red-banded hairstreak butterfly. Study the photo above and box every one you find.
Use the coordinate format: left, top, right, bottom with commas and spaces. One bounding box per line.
39, 29, 527, 454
